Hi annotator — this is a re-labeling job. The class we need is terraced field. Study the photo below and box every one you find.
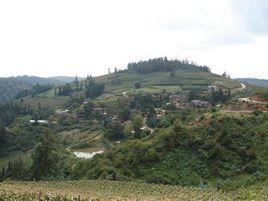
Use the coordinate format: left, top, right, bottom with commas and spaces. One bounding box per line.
0, 180, 267, 201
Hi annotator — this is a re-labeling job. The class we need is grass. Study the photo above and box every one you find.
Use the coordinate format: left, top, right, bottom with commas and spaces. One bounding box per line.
96, 71, 240, 94
57, 128, 104, 150
22, 95, 68, 110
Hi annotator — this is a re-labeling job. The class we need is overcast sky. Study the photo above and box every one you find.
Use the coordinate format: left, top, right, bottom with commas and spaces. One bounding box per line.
0, 0, 267, 78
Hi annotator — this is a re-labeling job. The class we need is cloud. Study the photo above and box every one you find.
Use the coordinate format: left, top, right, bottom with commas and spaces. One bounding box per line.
0, 0, 267, 78
230, 0, 268, 34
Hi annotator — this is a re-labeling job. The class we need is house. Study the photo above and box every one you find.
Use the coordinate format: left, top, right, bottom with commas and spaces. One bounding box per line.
56, 109, 69, 114
140, 127, 147, 131
122, 91, 128, 97
190, 100, 211, 108
83, 101, 89, 105
208, 85, 218, 92
83, 98, 90, 105
154, 108, 166, 116
238, 97, 251, 103
29, 120, 49, 124
37, 120, 49, 124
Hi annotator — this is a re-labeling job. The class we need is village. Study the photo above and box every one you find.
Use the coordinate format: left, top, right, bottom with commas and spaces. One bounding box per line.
28, 83, 268, 135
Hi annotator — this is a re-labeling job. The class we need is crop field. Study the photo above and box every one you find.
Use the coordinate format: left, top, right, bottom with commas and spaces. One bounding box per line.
95, 71, 240, 94
0, 180, 228, 201
22, 95, 68, 110
0, 180, 267, 201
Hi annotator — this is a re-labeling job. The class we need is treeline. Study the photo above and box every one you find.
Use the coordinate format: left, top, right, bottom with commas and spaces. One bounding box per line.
0, 76, 66, 103
0, 102, 32, 126
0, 102, 33, 156
57, 76, 104, 99
0, 78, 31, 103
16, 84, 53, 98
127, 57, 211, 74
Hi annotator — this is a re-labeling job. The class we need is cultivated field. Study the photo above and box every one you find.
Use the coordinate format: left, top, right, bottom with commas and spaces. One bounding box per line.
0, 180, 267, 201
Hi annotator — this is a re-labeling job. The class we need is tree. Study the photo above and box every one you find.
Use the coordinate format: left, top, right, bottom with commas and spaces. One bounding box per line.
85, 77, 105, 99
119, 106, 131, 121
188, 88, 204, 101
32, 129, 60, 179
173, 118, 184, 134
11, 159, 25, 179
0, 121, 6, 145
58, 83, 73, 96
84, 102, 94, 119
104, 121, 124, 140
131, 114, 143, 137
170, 69, 176, 77
74, 76, 79, 91
127, 58, 210, 74
134, 82, 141, 89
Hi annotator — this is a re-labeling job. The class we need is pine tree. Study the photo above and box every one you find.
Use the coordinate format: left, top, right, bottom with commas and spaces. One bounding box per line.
32, 129, 60, 179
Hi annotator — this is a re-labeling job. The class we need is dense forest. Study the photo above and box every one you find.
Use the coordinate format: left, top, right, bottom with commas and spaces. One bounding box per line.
127, 57, 211, 74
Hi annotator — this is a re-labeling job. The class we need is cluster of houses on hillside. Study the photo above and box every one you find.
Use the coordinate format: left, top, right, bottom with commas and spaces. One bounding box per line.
122, 85, 217, 109
28, 85, 218, 126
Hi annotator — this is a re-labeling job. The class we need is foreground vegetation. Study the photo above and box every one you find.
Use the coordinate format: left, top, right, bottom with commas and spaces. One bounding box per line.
1, 180, 267, 201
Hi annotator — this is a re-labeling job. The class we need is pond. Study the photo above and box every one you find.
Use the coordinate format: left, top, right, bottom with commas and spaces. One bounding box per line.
73, 150, 104, 159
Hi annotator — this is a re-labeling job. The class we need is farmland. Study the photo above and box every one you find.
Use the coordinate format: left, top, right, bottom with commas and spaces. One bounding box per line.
2, 180, 267, 201
0, 181, 253, 200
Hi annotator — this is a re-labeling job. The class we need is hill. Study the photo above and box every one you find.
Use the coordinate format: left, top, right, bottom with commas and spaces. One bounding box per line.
0, 76, 75, 103
48, 76, 84, 83
95, 58, 240, 93
96, 71, 240, 94
236, 78, 268, 88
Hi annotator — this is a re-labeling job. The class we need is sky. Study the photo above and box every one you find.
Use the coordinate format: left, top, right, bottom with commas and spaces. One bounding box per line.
0, 0, 268, 79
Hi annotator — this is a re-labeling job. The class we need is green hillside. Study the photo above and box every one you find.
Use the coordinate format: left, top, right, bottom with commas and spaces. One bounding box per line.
96, 71, 240, 93
0, 76, 73, 103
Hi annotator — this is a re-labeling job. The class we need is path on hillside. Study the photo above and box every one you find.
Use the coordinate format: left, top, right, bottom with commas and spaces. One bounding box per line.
238, 97, 268, 105
240, 83, 246, 90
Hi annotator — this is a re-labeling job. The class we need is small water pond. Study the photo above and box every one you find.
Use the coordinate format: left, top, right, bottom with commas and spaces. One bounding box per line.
73, 150, 104, 159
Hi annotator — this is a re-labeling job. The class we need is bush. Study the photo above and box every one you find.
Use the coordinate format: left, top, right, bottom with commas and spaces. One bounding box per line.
134, 82, 141, 89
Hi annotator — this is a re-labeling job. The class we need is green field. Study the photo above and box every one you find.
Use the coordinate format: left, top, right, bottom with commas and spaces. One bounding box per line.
22, 95, 68, 110
96, 71, 240, 93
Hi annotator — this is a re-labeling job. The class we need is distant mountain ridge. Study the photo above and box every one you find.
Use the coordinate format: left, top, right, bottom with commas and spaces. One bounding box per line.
0, 75, 82, 103
48, 76, 84, 83
236, 78, 268, 88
